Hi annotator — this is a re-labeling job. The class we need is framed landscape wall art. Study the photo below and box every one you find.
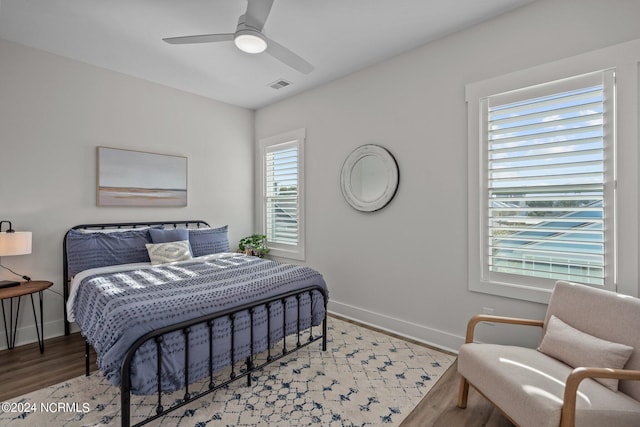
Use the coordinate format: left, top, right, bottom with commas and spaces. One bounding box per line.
97, 146, 187, 207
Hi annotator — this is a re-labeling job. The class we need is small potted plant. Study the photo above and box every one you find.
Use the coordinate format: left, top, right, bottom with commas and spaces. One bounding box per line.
239, 234, 270, 258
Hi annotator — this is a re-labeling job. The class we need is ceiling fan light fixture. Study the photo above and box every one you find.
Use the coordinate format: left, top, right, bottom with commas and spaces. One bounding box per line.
234, 30, 267, 54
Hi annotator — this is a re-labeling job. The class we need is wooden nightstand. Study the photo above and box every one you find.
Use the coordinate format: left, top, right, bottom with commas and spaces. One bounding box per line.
0, 280, 53, 353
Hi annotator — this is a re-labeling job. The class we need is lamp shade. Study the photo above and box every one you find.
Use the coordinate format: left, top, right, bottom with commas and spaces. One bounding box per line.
0, 231, 32, 256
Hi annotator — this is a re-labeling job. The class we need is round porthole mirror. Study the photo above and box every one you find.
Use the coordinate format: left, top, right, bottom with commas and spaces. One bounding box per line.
340, 144, 399, 212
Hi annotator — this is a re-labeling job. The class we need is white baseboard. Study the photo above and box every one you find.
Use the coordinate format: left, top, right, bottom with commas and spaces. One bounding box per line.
1, 303, 465, 355
328, 299, 462, 354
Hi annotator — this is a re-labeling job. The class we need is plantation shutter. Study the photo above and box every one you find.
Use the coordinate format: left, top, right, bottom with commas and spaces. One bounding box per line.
485, 71, 614, 286
265, 142, 299, 246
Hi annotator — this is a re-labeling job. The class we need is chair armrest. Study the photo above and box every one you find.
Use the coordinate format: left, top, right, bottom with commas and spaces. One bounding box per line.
561, 367, 640, 427
465, 314, 544, 343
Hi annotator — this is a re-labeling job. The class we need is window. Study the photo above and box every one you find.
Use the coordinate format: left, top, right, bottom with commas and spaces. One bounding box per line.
468, 70, 616, 302
259, 129, 305, 260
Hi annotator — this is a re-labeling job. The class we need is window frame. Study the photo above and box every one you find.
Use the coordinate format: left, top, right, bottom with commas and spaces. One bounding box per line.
258, 128, 306, 261
467, 69, 616, 303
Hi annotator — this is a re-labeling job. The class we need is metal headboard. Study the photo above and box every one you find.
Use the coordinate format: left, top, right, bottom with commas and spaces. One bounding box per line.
62, 220, 210, 335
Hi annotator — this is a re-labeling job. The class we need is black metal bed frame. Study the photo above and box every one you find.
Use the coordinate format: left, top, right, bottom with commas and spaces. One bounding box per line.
63, 221, 328, 427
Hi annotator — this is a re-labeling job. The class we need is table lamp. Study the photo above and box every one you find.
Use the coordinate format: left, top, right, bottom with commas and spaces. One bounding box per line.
0, 220, 32, 289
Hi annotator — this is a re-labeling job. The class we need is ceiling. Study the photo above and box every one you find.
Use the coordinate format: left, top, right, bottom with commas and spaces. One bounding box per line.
0, 0, 535, 110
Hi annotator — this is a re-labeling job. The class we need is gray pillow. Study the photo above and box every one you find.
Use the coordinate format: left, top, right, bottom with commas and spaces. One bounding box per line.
538, 315, 634, 391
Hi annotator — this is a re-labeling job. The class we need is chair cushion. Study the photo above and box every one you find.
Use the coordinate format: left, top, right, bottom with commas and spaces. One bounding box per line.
538, 315, 633, 391
458, 343, 640, 427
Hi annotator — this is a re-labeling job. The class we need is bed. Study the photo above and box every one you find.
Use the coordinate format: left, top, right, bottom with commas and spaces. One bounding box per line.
62, 220, 328, 427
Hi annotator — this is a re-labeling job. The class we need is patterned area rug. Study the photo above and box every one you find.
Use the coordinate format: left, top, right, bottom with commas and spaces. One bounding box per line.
1, 317, 454, 426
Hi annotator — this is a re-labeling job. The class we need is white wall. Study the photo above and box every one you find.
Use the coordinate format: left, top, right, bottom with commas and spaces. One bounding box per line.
3, 0, 639, 354
0, 38, 255, 349
255, 0, 640, 352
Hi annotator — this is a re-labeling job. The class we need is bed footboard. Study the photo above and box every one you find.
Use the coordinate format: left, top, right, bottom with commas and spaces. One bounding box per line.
118, 285, 328, 427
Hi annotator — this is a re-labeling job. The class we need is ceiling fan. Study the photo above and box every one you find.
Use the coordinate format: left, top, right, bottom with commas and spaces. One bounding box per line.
162, 0, 314, 74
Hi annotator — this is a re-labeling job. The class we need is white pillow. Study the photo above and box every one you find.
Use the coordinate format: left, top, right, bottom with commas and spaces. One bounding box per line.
145, 240, 192, 265
537, 315, 634, 391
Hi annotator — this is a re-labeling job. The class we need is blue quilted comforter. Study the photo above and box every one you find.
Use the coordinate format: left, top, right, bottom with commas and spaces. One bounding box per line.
71, 254, 328, 395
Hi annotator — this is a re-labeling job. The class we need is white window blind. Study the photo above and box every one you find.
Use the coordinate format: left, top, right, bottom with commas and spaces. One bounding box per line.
484, 71, 614, 287
265, 142, 299, 246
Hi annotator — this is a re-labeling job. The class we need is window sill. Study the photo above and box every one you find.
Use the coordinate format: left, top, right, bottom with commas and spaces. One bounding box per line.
268, 246, 305, 262
470, 280, 553, 305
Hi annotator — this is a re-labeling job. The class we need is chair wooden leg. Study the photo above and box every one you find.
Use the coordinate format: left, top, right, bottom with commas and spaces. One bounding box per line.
457, 376, 470, 408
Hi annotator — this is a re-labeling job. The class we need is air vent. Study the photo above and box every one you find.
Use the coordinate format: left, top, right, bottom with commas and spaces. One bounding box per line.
268, 79, 292, 90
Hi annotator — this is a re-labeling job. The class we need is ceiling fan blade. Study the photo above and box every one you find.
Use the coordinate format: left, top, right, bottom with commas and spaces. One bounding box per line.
265, 37, 314, 74
163, 33, 234, 45
244, 0, 274, 31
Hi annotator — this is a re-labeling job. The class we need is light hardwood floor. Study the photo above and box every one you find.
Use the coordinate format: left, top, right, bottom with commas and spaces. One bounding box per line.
400, 360, 514, 427
0, 330, 512, 426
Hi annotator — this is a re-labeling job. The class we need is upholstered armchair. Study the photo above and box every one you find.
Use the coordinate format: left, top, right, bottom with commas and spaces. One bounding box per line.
457, 281, 640, 427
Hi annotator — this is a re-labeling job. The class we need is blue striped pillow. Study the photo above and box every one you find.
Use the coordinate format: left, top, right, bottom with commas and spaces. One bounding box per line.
66, 228, 152, 276
189, 226, 230, 257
